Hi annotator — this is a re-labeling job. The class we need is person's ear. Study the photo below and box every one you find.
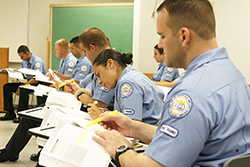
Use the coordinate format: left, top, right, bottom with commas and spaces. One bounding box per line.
89, 44, 96, 52
179, 27, 190, 47
107, 59, 114, 69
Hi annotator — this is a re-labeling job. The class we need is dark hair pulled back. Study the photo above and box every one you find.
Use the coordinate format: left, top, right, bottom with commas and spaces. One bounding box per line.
93, 49, 133, 68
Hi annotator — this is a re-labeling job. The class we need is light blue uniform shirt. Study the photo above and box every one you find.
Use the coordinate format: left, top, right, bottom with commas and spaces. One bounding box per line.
79, 72, 94, 89
114, 65, 164, 125
152, 61, 179, 82
58, 53, 77, 75
21, 53, 47, 80
70, 55, 92, 82
145, 47, 250, 167
91, 74, 115, 107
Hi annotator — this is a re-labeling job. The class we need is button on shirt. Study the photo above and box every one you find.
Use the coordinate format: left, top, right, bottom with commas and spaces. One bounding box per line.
21, 53, 47, 80
70, 55, 92, 82
114, 65, 164, 125
58, 53, 77, 75
152, 61, 179, 82
144, 47, 250, 167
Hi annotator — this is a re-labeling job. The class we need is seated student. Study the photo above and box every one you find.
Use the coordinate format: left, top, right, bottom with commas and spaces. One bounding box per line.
0, 29, 115, 164
46, 38, 77, 86
53, 36, 92, 85
152, 44, 179, 87
0, 45, 47, 122
87, 49, 164, 125
92, 1, 250, 167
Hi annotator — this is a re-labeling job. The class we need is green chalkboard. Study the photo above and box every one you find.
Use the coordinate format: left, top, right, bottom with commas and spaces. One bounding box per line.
51, 4, 134, 70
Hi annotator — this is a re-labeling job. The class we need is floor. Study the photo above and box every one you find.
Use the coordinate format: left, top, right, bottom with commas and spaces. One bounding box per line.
0, 113, 38, 167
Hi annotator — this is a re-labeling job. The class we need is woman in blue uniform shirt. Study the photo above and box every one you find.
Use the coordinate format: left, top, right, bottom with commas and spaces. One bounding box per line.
88, 49, 164, 125
152, 44, 179, 87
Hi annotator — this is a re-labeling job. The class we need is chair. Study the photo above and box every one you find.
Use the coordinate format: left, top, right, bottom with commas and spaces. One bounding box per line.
223, 154, 250, 167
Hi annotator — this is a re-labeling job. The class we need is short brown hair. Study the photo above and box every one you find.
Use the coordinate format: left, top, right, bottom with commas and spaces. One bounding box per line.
79, 27, 109, 50
157, 0, 216, 40
55, 39, 69, 51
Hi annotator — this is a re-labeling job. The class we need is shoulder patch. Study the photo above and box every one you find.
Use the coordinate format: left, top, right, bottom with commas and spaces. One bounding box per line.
123, 108, 135, 115
81, 65, 87, 72
160, 124, 179, 138
120, 82, 133, 98
68, 61, 74, 67
167, 68, 173, 72
35, 62, 40, 68
169, 94, 192, 118
68, 68, 73, 72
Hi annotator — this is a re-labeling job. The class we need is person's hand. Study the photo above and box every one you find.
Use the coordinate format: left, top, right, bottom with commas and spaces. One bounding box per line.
65, 81, 81, 94
93, 129, 133, 159
53, 70, 63, 79
54, 80, 63, 90
99, 112, 134, 138
87, 103, 105, 119
45, 72, 53, 80
15, 87, 20, 95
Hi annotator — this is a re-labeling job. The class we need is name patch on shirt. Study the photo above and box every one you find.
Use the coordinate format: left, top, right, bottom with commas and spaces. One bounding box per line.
81, 65, 87, 72
35, 62, 40, 68
123, 108, 135, 115
165, 73, 172, 77
99, 86, 109, 92
120, 82, 133, 98
169, 94, 192, 118
160, 124, 179, 138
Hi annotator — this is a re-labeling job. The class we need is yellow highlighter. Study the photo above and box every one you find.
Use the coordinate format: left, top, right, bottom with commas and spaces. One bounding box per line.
59, 79, 75, 88
87, 110, 119, 127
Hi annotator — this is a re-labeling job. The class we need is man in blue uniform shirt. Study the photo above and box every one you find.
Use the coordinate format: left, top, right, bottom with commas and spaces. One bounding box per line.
53, 36, 92, 84
0, 45, 47, 121
92, 1, 250, 167
46, 39, 77, 82
152, 44, 179, 88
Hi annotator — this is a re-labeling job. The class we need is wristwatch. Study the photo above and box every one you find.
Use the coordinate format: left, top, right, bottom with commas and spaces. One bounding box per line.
115, 145, 133, 164
76, 91, 85, 100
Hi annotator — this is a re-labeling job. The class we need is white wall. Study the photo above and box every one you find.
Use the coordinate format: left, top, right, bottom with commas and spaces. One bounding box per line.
213, 0, 250, 82
134, 0, 250, 82
0, 0, 28, 62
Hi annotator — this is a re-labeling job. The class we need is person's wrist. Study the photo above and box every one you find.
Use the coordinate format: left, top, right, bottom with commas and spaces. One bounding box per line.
77, 91, 85, 100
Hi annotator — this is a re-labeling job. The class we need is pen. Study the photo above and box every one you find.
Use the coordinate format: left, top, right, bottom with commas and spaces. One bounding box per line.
58, 78, 74, 88
87, 110, 119, 127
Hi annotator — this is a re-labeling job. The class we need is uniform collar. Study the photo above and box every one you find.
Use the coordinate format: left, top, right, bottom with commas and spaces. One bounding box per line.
183, 47, 228, 79
28, 53, 35, 64
117, 65, 133, 82
78, 55, 85, 61
64, 53, 72, 61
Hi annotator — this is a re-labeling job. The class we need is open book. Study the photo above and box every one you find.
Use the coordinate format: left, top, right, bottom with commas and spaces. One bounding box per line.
38, 107, 111, 167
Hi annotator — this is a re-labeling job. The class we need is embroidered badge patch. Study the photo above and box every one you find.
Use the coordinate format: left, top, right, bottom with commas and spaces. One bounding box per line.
35, 62, 40, 68
68, 61, 74, 67
81, 65, 87, 72
68, 69, 73, 72
169, 94, 192, 118
123, 108, 135, 115
120, 82, 133, 98
167, 68, 173, 72
160, 124, 179, 138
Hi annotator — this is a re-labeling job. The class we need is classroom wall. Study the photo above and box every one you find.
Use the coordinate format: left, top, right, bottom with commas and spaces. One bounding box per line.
134, 0, 250, 83
1, 0, 250, 82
